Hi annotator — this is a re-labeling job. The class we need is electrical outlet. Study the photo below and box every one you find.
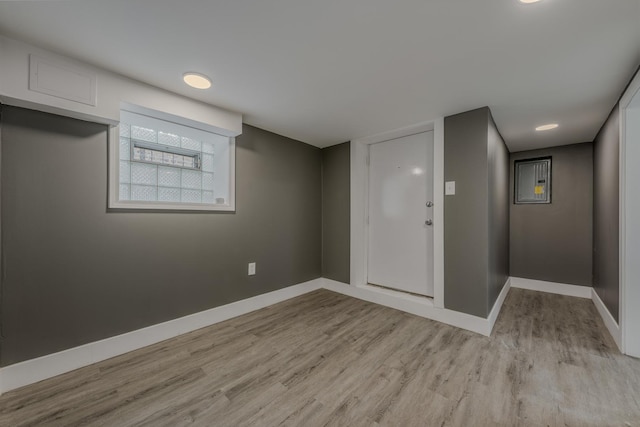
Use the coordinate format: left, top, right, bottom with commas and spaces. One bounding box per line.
248, 262, 256, 276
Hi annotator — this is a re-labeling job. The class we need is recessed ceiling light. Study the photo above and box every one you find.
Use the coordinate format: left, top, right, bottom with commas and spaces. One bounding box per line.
183, 72, 212, 89
536, 123, 559, 131
519, 0, 541, 3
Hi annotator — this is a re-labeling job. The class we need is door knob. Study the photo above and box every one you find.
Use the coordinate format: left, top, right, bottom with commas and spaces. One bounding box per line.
425, 219, 433, 226
426, 201, 433, 207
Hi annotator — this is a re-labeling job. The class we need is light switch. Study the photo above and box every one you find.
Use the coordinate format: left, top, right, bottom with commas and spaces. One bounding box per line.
248, 262, 256, 276
445, 181, 456, 196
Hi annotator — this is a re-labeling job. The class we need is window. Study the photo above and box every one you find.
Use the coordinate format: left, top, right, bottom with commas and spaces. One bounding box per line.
110, 105, 235, 211
514, 157, 551, 204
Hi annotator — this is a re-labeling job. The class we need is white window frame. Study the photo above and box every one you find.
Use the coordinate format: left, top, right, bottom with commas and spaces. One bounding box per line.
108, 103, 236, 211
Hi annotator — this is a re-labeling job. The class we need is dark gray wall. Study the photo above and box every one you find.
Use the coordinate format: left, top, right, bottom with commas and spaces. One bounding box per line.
444, 107, 510, 318
0, 106, 321, 366
510, 143, 593, 287
321, 142, 350, 283
444, 108, 490, 317
593, 108, 620, 321
487, 113, 510, 310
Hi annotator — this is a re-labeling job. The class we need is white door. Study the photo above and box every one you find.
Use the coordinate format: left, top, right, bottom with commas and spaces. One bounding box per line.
367, 131, 434, 296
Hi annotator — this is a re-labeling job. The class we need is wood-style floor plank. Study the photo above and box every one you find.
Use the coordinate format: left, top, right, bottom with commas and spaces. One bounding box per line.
1, 288, 639, 426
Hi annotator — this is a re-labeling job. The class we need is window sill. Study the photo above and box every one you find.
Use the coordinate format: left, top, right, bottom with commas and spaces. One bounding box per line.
108, 200, 235, 212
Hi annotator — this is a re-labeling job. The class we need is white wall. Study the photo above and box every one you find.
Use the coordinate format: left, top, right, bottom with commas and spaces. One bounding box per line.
0, 35, 241, 136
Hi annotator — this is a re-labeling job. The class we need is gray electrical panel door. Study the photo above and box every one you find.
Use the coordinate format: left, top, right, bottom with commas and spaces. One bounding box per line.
515, 158, 551, 204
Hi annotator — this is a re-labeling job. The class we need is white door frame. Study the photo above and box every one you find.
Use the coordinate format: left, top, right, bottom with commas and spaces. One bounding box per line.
620, 70, 640, 357
350, 118, 445, 308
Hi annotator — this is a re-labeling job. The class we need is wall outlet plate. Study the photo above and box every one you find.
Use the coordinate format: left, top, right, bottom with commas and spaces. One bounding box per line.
248, 262, 256, 276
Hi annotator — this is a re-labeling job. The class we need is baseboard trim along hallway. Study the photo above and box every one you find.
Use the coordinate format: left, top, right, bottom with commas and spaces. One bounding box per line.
591, 286, 622, 350
2, 287, 634, 425
488, 277, 512, 332
0, 277, 506, 394
0, 278, 324, 394
0, 276, 618, 395
509, 277, 592, 298
321, 278, 508, 338
510, 276, 621, 351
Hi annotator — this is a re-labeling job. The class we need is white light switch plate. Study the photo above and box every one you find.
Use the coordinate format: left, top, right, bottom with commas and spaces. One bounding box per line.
248, 262, 256, 276
445, 181, 456, 196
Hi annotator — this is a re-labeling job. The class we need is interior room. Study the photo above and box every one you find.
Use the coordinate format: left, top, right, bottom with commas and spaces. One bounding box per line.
0, 0, 639, 425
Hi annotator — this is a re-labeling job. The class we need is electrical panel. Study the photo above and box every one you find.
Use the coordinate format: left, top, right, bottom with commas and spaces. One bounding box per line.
515, 157, 551, 204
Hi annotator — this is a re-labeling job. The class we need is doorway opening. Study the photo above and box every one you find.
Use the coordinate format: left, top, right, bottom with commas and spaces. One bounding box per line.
350, 119, 444, 309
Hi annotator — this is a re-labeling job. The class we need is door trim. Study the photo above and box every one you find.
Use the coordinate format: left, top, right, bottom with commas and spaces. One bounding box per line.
619, 69, 640, 357
366, 131, 433, 297
350, 118, 444, 308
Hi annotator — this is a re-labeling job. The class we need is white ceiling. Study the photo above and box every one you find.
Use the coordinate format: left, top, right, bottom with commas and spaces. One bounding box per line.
0, 0, 638, 151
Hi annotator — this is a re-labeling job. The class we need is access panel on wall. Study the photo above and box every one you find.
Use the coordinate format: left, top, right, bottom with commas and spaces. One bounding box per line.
367, 131, 434, 297
514, 157, 551, 204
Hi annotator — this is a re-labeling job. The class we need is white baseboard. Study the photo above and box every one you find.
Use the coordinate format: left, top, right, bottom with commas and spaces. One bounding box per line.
510, 277, 592, 299
488, 277, 511, 332
0, 278, 323, 395
0, 275, 619, 395
321, 278, 496, 337
509, 277, 623, 353
591, 288, 622, 350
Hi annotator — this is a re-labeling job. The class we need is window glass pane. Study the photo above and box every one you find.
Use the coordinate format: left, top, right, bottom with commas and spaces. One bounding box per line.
181, 137, 201, 151
202, 154, 214, 172
119, 138, 130, 160
131, 163, 157, 186
131, 185, 157, 201
158, 166, 181, 188
119, 184, 130, 201
181, 169, 202, 190
119, 161, 130, 184
202, 142, 214, 154
119, 123, 130, 138
158, 187, 181, 202
181, 189, 202, 203
131, 126, 156, 142
202, 173, 214, 191
158, 131, 180, 147
203, 191, 214, 204
117, 108, 231, 208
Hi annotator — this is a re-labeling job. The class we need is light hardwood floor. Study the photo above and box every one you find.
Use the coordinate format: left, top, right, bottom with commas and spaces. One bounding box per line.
1, 288, 639, 426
